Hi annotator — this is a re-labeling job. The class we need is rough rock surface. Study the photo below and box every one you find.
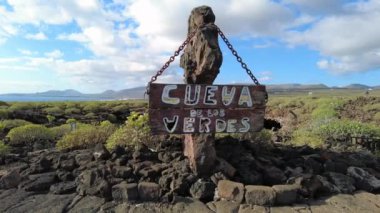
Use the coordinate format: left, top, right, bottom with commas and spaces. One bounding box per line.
245, 185, 276, 205
0, 136, 380, 212
180, 5, 223, 177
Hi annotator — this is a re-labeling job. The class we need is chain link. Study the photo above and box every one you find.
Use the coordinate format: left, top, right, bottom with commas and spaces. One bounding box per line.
145, 30, 197, 95
215, 25, 260, 85
145, 24, 263, 97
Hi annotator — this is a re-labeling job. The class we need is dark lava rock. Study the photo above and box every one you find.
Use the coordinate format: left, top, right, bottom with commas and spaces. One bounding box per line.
76, 167, 112, 200
304, 157, 322, 174
0, 189, 34, 212
138, 182, 160, 201
111, 166, 132, 179
112, 182, 138, 202
2, 191, 75, 213
75, 151, 93, 166
29, 156, 51, 174
132, 146, 157, 162
0, 170, 21, 189
324, 159, 348, 174
263, 166, 286, 185
325, 172, 356, 194
58, 156, 76, 171
272, 184, 300, 205
50, 181, 77, 194
93, 144, 111, 161
20, 172, 57, 192
111, 145, 126, 158
170, 174, 197, 196
67, 195, 105, 212
190, 179, 215, 202
347, 166, 380, 192
114, 155, 129, 166
56, 170, 74, 181
158, 152, 173, 163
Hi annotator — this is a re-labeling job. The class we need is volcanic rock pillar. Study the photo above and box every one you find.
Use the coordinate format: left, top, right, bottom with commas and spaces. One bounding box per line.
180, 6, 223, 176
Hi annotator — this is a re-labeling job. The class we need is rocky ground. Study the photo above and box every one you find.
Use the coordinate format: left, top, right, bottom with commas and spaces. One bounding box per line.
1, 137, 380, 213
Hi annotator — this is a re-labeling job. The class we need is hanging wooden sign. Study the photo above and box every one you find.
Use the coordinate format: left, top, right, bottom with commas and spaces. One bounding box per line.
148, 83, 266, 134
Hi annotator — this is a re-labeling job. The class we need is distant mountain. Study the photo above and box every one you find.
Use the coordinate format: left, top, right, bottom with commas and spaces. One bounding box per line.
266, 84, 329, 91
100, 90, 116, 96
35, 89, 83, 97
341, 84, 371, 89
1, 83, 378, 102
115, 87, 146, 99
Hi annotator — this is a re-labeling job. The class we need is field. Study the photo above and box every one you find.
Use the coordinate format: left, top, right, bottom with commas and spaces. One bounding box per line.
0, 88, 379, 156
1, 89, 380, 211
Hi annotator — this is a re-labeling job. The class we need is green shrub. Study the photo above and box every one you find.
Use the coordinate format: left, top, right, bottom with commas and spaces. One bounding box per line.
65, 107, 81, 115
106, 114, 118, 123
0, 109, 9, 120
311, 99, 343, 120
106, 112, 152, 150
46, 115, 55, 123
56, 122, 116, 150
66, 118, 77, 124
0, 119, 32, 133
0, 140, 10, 156
51, 122, 93, 139
8, 103, 34, 111
83, 103, 103, 113
374, 112, 380, 122
111, 105, 129, 113
291, 129, 324, 148
290, 119, 380, 148
44, 106, 64, 116
84, 112, 97, 119
51, 124, 72, 139
7, 124, 54, 146
317, 120, 380, 140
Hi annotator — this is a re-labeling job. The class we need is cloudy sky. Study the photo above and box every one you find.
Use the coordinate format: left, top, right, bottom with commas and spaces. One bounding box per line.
1, 0, 380, 94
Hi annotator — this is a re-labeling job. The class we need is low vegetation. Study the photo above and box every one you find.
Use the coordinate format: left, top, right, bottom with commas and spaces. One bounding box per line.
7, 124, 54, 148
0, 140, 10, 156
0, 119, 32, 133
0, 91, 378, 154
56, 121, 116, 150
106, 112, 152, 150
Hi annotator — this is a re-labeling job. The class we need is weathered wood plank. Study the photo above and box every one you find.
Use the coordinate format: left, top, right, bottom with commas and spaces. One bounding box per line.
149, 108, 265, 134
149, 83, 266, 109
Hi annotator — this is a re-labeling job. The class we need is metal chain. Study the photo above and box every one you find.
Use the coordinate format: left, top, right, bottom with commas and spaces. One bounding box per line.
145, 30, 197, 95
145, 24, 262, 97
215, 26, 260, 85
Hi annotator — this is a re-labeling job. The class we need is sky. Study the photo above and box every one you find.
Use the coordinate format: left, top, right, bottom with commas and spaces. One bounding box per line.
1, 0, 380, 94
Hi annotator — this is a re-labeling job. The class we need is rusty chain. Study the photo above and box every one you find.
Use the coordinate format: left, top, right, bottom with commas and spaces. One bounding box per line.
215, 25, 260, 86
145, 30, 197, 96
145, 24, 262, 96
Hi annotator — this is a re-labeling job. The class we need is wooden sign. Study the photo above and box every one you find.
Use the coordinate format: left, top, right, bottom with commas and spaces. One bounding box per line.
148, 83, 266, 134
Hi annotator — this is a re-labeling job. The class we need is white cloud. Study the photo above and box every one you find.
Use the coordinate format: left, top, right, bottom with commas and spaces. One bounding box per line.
25, 32, 47, 40
1, 0, 379, 92
286, 0, 380, 73
57, 33, 88, 42
3, 0, 72, 25
284, 0, 343, 15
0, 80, 53, 94
45, 50, 64, 59
258, 71, 273, 82
18, 49, 38, 56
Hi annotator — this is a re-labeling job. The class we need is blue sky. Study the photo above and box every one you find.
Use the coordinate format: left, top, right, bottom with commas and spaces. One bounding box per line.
0, 0, 380, 93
